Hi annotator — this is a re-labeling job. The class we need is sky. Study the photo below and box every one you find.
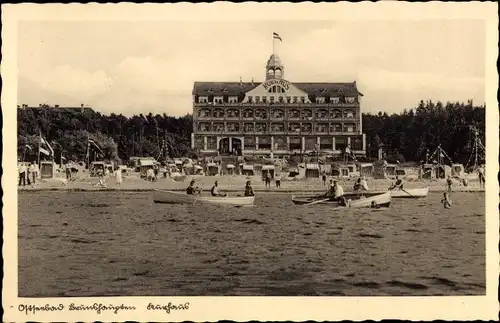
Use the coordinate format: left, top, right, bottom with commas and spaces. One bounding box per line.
17, 19, 485, 117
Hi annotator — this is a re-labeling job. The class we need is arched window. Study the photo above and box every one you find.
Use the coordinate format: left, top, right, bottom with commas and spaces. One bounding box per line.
243, 109, 254, 118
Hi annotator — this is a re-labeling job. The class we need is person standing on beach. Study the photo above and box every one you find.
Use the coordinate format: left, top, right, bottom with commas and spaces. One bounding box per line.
478, 166, 485, 188
115, 167, 123, 186
26, 163, 32, 186
29, 162, 37, 185
65, 164, 72, 181
275, 172, 281, 188
18, 163, 27, 186
322, 172, 327, 186
265, 171, 271, 188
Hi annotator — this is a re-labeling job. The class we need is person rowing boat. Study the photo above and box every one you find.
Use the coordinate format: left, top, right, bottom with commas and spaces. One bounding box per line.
326, 179, 347, 206
211, 181, 228, 197
186, 179, 201, 195
244, 180, 254, 197
389, 175, 404, 190
354, 176, 369, 191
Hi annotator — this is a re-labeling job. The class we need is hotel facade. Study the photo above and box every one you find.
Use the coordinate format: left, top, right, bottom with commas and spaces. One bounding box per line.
191, 53, 366, 157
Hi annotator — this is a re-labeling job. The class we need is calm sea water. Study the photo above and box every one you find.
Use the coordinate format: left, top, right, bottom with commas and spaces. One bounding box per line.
18, 191, 485, 296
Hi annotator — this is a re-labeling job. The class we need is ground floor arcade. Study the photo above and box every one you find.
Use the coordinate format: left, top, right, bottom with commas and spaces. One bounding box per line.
191, 133, 366, 156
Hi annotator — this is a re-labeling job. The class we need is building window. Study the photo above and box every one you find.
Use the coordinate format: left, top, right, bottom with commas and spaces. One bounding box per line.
244, 123, 254, 132
228, 96, 238, 104
270, 96, 275, 104
271, 123, 285, 132
344, 110, 355, 119
315, 97, 325, 104
346, 97, 356, 104
199, 96, 208, 103
316, 109, 328, 119
248, 96, 253, 103
331, 109, 341, 119
293, 96, 298, 103
255, 96, 260, 103
279, 96, 284, 103
243, 109, 253, 118
289, 109, 300, 119
344, 124, 356, 133
286, 96, 291, 103
300, 97, 306, 103
330, 123, 342, 133
271, 109, 284, 119
255, 123, 267, 133
262, 97, 267, 103
330, 97, 340, 104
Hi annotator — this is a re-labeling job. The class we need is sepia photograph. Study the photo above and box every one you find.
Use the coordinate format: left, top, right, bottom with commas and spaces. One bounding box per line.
2, 2, 499, 322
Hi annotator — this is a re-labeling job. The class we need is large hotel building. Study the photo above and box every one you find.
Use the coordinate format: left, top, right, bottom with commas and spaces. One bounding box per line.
191, 52, 366, 158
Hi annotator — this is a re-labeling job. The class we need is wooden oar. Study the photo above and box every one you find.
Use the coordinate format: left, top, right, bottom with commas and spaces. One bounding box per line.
401, 188, 414, 197
193, 188, 203, 205
304, 198, 330, 206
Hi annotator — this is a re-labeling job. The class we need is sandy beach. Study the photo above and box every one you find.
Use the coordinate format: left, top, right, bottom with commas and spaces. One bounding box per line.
18, 171, 485, 193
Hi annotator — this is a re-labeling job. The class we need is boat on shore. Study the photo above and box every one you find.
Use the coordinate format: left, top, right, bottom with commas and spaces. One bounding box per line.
291, 191, 391, 208
153, 189, 255, 206
390, 187, 429, 198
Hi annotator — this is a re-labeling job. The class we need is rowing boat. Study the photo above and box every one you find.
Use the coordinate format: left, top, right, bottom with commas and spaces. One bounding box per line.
291, 191, 391, 208
153, 189, 255, 206
390, 187, 429, 198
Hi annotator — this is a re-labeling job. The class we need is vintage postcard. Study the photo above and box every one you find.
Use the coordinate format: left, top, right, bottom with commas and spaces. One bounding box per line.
2, 2, 499, 322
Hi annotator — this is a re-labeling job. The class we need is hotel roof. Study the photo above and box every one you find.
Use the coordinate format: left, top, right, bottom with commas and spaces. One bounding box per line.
192, 81, 363, 97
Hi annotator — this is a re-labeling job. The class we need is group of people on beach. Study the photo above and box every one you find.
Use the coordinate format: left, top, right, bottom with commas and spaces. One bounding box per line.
18, 162, 39, 186
93, 167, 123, 188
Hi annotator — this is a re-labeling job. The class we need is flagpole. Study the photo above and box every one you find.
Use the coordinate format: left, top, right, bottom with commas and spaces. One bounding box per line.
37, 131, 41, 166
272, 34, 274, 54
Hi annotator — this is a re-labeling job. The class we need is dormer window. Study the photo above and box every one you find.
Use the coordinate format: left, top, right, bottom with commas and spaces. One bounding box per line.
228, 96, 238, 104
330, 97, 340, 104
346, 97, 356, 104
315, 97, 325, 104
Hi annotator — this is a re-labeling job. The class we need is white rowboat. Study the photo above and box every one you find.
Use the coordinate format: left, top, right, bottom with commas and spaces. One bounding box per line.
390, 187, 429, 198
292, 191, 391, 208
153, 189, 255, 206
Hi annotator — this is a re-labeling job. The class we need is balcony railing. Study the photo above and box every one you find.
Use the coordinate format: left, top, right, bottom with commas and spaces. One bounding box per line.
194, 102, 359, 108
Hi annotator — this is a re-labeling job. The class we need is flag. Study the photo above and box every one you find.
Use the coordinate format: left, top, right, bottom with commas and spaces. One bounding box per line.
39, 133, 54, 157
39, 147, 50, 156
88, 139, 104, 155
273, 32, 282, 42
25, 145, 32, 150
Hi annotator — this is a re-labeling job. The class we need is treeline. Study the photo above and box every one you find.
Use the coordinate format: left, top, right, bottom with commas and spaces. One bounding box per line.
17, 108, 194, 164
17, 100, 485, 166
362, 100, 485, 166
